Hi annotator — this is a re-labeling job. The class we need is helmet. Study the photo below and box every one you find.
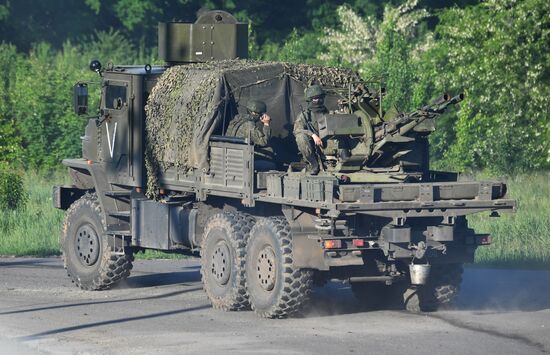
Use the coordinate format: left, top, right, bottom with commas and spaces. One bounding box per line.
305, 85, 325, 100
246, 99, 267, 114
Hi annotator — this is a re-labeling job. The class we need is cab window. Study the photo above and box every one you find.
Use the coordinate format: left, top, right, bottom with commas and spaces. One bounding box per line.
105, 85, 127, 110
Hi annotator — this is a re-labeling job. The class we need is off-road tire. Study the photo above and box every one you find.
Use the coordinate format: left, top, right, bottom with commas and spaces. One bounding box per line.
200, 212, 255, 311
404, 263, 463, 312
245, 217, 313, 318
61, 193, 133, 290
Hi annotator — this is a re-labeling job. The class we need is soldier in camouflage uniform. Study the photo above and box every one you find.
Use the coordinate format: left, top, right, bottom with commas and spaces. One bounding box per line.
226, 99, 275, 170
293, 85, 327, 175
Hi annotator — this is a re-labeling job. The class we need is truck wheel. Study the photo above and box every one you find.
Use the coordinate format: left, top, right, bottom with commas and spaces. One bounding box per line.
404, 263, 463, 312
61, 193, 133, 290
200, 212, 254, 311
245, 217, 313, 318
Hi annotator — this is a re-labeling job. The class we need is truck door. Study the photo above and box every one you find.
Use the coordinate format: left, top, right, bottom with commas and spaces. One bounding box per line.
100, 79, 131, 183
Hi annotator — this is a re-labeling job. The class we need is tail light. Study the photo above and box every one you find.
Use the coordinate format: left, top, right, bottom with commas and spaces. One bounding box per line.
323, 240, 342, 249
352, 239, 365, 247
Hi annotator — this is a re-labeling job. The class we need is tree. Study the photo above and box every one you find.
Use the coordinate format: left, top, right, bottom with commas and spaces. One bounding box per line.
0, 43, 21, 164
418, 0, 550, 172
320, 0, 429, 111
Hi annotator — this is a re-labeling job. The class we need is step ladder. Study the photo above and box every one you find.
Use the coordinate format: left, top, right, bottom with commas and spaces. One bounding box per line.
104, 189, 133, 256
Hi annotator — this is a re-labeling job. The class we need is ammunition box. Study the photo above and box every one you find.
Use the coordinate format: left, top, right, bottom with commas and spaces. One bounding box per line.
266, 173, 285, 197
301, 176, 337, 202
284, 175, 301, 200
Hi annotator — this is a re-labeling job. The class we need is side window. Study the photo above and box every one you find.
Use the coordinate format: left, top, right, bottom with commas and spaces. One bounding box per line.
105, 84, 127, 110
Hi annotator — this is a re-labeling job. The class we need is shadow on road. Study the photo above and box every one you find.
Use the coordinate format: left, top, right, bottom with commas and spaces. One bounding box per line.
3, 258, 549, 321
0, 287, 202, 316
0, 258, 63, 269
115, 270, 202, 288
305, 283, 367, 317
303, 267, 550, 317
17, 304, 210, 341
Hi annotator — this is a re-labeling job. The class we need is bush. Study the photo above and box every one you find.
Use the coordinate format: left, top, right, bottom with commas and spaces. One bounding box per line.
0, 168, 26, 210
0, 42, 22, 165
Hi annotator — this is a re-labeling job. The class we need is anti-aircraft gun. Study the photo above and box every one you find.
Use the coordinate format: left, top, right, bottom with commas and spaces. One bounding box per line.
317, 87, 465, 181
53, 10, 516, 319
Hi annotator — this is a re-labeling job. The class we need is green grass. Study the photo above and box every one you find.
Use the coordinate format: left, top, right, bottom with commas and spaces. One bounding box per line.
469, 172, 550, 268
0, 172, 549, 268
0, 172, 65, 256
137, 250, 188, 259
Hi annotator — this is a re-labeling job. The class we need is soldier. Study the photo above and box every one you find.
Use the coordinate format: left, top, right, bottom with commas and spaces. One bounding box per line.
226, 99, 275, 170
293, 85, 327, 175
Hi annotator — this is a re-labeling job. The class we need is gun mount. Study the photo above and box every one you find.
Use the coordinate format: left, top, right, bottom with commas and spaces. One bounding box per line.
317, 87, 464, 180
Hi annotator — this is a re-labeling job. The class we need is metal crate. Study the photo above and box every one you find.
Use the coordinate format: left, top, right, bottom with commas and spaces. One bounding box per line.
266, 173, 284, 198
284, 175, 301, 200
301, 176, 337, 202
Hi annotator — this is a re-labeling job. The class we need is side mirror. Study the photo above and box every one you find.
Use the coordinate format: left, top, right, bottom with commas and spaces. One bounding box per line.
73, 83, 88, 115
89, 60, 102, 73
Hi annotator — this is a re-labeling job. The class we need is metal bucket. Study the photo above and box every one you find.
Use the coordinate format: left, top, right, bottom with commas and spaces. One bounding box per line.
409, 263, 431, 285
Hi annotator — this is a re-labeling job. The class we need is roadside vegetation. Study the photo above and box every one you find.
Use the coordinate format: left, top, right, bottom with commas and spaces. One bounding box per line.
0, 172, 64, 256
470, 173, 550, 269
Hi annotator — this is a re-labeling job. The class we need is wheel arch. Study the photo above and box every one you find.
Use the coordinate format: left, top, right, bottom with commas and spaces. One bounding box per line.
54, 159, 96, 211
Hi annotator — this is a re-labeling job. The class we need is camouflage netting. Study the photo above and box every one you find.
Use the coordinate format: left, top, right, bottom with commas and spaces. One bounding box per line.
144, 60, 360, 195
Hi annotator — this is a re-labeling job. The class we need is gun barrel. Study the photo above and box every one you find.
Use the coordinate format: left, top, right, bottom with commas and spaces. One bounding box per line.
374, 92, 464, 143
432, 93, 450, 106
449, 93, 464, 105
435, 93, 464, 112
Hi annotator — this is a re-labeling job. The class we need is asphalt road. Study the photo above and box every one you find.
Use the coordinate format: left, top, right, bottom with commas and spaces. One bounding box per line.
0, 258, 549, 355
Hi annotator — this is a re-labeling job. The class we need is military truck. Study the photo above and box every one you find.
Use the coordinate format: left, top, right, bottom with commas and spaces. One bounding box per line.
54, 11, 516, 318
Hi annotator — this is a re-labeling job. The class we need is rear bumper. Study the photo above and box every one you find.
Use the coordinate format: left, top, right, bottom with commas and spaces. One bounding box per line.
337, 198, 516, 218
259, 194, 516, 218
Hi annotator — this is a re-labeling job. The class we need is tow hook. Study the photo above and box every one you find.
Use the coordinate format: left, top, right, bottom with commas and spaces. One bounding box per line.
411, 241, 427, 259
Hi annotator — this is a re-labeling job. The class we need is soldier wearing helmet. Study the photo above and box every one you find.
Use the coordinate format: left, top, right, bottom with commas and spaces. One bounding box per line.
226, 99, 275, 169
293, 85, 328, 175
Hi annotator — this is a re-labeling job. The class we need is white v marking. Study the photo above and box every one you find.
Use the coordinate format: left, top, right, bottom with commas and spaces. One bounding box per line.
106, 122, 117, 159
